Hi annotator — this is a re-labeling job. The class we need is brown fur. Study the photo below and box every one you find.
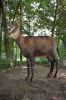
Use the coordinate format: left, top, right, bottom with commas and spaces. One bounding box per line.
9, 23, 58, 81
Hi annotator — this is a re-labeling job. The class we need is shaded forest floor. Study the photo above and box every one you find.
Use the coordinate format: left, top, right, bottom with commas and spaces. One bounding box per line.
0, 64, 66, 100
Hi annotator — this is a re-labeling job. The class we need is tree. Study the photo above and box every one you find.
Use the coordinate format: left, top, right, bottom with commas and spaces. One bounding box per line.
0, 0, 66, 66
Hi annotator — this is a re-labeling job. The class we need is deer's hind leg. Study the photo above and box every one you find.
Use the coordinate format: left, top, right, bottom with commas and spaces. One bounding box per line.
47, 55, 55, 77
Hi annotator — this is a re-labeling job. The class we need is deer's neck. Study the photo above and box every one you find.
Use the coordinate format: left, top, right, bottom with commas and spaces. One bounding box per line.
16, 33, 24, 49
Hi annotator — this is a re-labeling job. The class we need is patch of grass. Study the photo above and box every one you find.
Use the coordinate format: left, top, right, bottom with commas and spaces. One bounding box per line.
0, 59, 10, 69
35, 57, 49, 64
14, 60, 27, 65
0, 57, 49, 69
14, 57, 49, 66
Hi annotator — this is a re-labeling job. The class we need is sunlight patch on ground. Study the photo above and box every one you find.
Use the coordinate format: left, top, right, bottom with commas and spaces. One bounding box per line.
22, 66, 27, 69
58, 72, 66, 78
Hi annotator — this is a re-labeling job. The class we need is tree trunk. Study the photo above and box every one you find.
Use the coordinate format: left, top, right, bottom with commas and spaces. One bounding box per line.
2, 0, 9, 57
20, 2, 22, 61
0, 1, 2, 59
0, 23, 2, 59
20, 50, 22, 61
1, 0, 11, 65
51, 0, 59, 37
15, 44, 17, 63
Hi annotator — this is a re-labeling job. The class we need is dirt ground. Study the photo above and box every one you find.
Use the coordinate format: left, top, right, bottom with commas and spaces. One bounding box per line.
0, 64, 66, 100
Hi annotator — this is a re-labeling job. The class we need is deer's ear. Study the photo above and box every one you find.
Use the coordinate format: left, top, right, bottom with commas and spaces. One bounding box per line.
8, 21, 20, 33
9, 25, 16, 33
15, 21, 20, 28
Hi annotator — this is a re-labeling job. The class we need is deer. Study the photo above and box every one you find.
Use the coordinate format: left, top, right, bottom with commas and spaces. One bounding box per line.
8, 22, 58, 81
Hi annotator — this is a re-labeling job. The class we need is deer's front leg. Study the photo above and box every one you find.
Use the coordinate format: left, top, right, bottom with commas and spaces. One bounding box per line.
25, 58, 31, 81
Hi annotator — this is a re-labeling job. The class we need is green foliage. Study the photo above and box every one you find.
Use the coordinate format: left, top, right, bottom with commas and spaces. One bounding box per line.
35, 57, 49, 64
13, 57, 49, 66
0, 60, 10, 69
0, 0, 66, 68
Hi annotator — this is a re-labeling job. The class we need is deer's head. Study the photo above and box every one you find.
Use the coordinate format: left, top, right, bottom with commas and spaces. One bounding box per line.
8, 22, 20, 39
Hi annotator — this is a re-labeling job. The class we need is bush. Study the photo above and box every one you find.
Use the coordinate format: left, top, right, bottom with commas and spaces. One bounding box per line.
0, 59, 10, 69
35, 57, 49, 64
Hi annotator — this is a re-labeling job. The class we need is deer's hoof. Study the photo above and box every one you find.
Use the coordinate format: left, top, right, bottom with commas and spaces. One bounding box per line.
53, 74, 57, 78
47, 73, 51, 77
47, 74, 51, 77
30, 77, 33, 82
25, 76, 29, 81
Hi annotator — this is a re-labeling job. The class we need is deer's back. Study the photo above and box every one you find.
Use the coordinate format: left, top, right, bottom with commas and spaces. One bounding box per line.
22, 36, 57, 57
